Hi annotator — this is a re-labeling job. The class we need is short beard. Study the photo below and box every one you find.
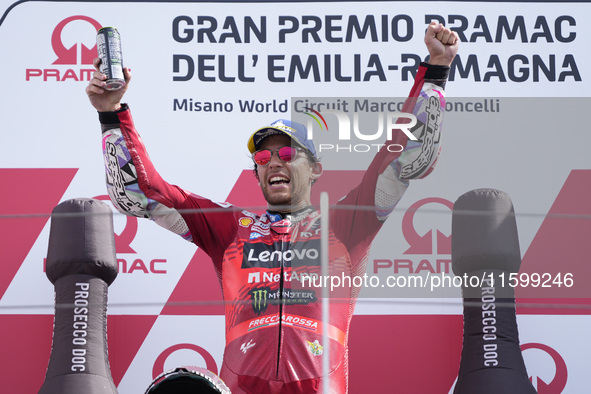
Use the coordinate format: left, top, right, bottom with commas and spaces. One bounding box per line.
261, 189, 292, 211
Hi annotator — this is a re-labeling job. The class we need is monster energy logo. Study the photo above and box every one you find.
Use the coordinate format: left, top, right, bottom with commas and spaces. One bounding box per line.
250, 287, 271, 315
250, 287, 317, 315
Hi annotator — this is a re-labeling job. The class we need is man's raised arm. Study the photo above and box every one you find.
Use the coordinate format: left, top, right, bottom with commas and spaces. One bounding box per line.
85, 58, 194, 242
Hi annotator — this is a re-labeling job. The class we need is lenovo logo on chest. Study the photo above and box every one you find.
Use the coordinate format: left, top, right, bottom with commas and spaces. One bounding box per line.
242, 241, 321, 268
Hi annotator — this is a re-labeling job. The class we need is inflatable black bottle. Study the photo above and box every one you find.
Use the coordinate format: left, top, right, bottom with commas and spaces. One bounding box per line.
39, 198, 118, 394
452, 189, 536, 394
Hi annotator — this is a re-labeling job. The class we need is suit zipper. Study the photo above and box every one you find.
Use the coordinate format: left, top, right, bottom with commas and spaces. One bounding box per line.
275, 235, 286, 378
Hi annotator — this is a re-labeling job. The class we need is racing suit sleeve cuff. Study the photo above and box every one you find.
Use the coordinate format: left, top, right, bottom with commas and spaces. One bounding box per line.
421, 62, 450, 88
98, 103, 129, 124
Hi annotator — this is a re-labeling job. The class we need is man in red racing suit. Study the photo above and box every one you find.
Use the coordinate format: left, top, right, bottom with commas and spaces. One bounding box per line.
87, 22, 458, 394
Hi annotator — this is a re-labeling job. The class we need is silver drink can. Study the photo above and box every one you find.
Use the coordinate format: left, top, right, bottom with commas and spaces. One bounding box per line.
96, 27, 125, 90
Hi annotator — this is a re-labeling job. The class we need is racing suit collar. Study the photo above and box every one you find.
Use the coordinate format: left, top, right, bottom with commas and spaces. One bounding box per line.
266, 206, 315, 224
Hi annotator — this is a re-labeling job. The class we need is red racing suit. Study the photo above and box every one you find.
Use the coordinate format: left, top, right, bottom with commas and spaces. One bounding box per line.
98, 63, 448, 393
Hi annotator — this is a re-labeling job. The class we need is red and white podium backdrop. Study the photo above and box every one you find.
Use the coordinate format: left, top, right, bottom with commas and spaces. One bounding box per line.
0, 1, 589, 392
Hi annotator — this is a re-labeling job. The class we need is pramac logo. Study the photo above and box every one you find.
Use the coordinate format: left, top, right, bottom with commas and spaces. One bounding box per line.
52, 15, 101, 64
26, 16, 102, 82
402, 197, 453, 255
521, 343, 568, 393
373, 197, 453, 276
94, 195, 137, 254
94, 195, 168, 275
153, 344, 218, 379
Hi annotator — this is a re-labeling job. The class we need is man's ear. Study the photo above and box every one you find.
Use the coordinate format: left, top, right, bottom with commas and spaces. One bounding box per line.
311, 162, 323, 183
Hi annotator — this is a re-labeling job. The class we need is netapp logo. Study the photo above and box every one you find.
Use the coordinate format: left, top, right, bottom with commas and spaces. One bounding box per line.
242, 241, 321, 268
